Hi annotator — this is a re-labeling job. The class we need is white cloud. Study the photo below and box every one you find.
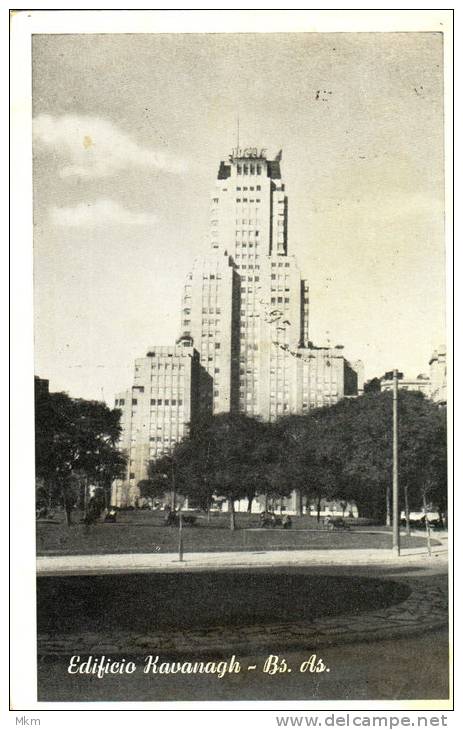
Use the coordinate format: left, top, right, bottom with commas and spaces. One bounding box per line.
33, 114, 187, 178
50, 199, 158, 227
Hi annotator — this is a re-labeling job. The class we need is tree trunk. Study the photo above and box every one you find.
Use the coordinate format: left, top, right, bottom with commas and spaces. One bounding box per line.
404, 483, 411, 536
229, 498, 236, 531
61, 488, 72, 526
296, 490, 303, 517
64, 497, 72, 527
423, 493, 432, 557
386, 484, 391, 527
83, 476, 89, 517
316, 495, 321, 524
47, 480, 53, 511
247, 495, 253, 513
263, 492, 268, 512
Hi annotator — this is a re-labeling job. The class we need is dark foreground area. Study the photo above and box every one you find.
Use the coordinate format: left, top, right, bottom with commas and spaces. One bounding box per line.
37, 571, 411, 634
36, 566, 449, 701
38, 628, 449, 702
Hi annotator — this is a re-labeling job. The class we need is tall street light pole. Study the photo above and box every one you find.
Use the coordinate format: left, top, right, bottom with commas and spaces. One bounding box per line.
392, 369, 400, 556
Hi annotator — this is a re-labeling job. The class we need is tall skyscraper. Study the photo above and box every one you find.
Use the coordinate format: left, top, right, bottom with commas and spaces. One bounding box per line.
112, 148, 362, 506
178, 147, 361, 421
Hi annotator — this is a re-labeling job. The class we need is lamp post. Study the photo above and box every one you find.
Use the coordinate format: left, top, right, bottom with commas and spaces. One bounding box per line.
392, 369, 400, 556
178, 512, 184, 562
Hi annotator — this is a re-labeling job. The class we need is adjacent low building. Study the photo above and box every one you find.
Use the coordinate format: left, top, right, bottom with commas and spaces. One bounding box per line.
379, 345, 447, 406
111, 341, 206, 507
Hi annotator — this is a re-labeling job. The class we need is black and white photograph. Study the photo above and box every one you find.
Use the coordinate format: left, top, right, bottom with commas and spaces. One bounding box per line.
10, 8, 453, 715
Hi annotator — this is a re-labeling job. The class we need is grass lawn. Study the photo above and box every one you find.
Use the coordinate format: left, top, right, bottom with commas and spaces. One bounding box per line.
36, 508, 441, 556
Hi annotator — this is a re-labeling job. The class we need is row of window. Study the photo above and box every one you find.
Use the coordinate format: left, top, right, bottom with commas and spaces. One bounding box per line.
149, 398, 184, 406
236, 198, 261, 204
236, 164, 262, 175
236, 186, 261, 191
270, 297, 291, 304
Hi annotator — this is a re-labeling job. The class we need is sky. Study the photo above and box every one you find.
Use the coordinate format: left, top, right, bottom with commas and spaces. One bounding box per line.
32, 32, 446, 403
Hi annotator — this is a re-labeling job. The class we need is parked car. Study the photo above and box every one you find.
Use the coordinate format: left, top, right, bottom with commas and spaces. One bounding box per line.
400, 511, 442, 529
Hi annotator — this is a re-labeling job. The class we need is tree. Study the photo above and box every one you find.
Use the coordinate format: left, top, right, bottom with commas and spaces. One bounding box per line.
307, 391, 447, 523
34, 380, 126, 525
172, 413, 264, 529
138, 477, 166, 508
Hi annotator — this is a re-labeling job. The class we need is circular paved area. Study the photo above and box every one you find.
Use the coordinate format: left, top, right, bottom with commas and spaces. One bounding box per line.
37, 546, 448, 658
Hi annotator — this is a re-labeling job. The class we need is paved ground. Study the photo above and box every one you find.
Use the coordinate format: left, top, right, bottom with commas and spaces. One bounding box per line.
38, 628, 450, 702
37, 540, 448, 576
36, 539, 449, 702
37, 541, 448, 658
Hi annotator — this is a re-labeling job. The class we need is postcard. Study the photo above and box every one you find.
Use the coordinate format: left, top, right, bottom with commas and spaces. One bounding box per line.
9, 8, 454, 722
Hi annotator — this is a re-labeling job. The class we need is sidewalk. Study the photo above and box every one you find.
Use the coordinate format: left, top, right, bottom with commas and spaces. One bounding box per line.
36, 542, 448, 576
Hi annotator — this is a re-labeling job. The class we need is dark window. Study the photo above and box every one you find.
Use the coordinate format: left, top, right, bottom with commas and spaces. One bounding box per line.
132, 398, 137, 405
150, 399, 156, 405
164, 399, 169, 405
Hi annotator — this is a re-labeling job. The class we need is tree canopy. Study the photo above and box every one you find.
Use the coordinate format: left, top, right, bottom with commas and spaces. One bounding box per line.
146, 391, 447, 524
35, 381, 126, 523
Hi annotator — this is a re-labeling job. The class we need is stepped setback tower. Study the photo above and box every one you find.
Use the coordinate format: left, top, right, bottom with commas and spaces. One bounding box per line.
112, 148, 363, 507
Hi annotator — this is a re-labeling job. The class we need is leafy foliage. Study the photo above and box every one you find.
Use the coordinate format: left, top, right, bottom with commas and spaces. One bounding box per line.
146, 392, 447, 524
34, 381, 126, 523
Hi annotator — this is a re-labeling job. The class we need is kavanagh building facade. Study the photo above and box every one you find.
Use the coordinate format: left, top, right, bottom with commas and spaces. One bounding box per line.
112, 149, 364, 507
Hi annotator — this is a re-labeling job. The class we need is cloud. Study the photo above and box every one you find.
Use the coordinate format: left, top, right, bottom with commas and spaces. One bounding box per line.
33, 114, 188, 178
50, 199, 158, 227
